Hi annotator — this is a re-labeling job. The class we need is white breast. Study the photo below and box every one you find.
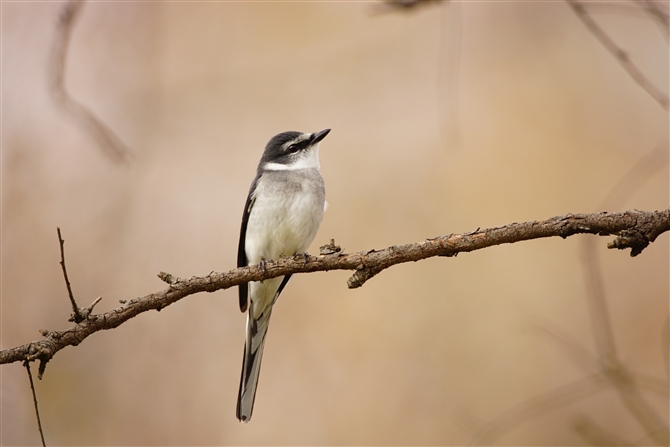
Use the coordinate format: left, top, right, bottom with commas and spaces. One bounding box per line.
244, 169, 325, 265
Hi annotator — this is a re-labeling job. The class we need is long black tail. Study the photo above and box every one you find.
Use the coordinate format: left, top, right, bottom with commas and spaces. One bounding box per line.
236, 306, 272, 422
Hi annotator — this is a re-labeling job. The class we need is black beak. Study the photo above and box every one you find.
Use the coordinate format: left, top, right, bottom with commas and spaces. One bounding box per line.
311, 128, 331, 144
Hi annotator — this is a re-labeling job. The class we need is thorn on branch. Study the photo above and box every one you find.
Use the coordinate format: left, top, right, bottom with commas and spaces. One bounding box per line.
466, 227, 481, 236
607, 230, 650, 257
28, 331, 60, 379
37, 358, 49, 381
69, 296, 103, 322
320, 239, 342, 255
158, 271, 177, 284
347, 266, 384, 289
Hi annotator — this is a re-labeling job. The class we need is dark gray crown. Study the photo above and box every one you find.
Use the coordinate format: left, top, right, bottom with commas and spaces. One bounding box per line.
259, 129, 330, 166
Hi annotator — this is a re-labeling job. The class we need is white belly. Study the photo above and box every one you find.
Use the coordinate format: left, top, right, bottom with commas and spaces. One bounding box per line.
244, 169, 325, 316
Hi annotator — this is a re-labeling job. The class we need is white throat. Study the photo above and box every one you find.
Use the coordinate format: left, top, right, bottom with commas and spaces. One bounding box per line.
263, 145, 321, 171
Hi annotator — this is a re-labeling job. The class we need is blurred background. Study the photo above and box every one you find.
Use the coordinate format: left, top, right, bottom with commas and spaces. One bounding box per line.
1, 1, 668, 445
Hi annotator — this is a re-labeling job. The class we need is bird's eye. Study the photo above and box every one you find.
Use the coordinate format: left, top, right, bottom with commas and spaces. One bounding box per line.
287, 143, 299, 153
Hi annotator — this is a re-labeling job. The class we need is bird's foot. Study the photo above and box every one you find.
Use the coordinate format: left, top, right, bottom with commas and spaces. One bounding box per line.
259, 258, 267, 282
295, 252, 310, 264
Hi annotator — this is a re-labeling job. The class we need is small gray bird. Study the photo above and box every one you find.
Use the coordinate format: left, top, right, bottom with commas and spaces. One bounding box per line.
236, 128, 330, 422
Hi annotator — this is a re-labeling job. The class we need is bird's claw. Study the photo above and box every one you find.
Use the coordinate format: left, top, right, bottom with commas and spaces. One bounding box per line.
259, 258, 267, 282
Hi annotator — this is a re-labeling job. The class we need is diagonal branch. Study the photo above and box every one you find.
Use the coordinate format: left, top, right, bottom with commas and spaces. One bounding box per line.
24, 361, 47, 447
1, 209, 668, 375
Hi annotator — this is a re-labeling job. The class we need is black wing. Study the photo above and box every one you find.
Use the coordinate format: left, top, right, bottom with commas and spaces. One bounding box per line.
274, 274, 292, 305
237, 177, 259, 312
237, 175, 294, 311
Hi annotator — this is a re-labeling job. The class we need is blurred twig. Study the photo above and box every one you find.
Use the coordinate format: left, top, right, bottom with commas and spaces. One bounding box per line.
663, 317, 669, 377
437, 0, 462, 149
584, 2, 658, 18
582, 143, 667, 371
474, 147, 669, 444
566, 0, 669, 111
1, 209, 668, 375
581, 144, 669, 443
633, 372, 669, 396
637, 0, 669, 40
597, 143, 669, 211
370, 0, 443, 15
529, 319, 601, 373
573, 414, 630, 446
50, 0, 132, 163
470, 375, 610, 445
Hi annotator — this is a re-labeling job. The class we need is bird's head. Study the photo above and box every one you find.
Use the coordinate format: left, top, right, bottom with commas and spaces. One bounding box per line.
260, 129, 330, 171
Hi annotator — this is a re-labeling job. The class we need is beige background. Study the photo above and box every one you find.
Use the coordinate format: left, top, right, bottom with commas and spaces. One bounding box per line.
2, 2, 668, 445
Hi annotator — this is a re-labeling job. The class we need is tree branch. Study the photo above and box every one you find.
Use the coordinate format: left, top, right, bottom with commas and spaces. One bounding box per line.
1, 209, 668, 374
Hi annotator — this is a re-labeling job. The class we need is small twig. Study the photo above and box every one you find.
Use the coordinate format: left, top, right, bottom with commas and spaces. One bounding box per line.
81, 296, 103, 319
567, 0, 669, 111
24, 361, 47, 447
58, 228, 102, 323
158, 271, 179, 285
57, 227, 83, 323
319, 239, 342, 255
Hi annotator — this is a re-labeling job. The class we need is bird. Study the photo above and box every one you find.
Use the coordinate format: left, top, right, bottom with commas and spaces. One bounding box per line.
236, 128, 330, 422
